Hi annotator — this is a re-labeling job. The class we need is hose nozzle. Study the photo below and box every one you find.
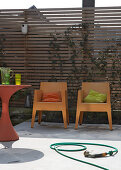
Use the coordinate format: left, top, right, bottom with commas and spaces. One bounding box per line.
84, 151, 107, 158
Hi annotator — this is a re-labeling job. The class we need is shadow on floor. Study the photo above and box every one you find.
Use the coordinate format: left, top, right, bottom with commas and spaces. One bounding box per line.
0, 148, 44, 164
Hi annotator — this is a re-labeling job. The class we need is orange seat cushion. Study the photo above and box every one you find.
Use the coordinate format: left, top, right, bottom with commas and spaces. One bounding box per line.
42, 92, 62, 102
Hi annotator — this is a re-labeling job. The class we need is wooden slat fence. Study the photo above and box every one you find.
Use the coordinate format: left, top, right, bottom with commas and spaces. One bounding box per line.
0, 7, 121, 110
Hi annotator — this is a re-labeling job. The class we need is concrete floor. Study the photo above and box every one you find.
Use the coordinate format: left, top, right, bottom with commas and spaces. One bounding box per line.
0, 121, 121, 170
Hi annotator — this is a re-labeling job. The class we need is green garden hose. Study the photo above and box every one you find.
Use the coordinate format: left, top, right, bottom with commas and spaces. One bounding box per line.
50, 142, 118, 170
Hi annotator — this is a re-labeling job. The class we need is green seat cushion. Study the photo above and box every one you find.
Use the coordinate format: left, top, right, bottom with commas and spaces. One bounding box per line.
84, 89, 107, 103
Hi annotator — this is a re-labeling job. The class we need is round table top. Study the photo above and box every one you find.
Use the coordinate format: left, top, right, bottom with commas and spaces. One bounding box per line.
0, 85, 31, 87
0, 85, 32, 96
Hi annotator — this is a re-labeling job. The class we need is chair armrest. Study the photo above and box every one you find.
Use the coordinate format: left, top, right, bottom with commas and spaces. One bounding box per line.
33, 90, 42, 102
65, 90, 68, 104
61, 90, 66, 104
77, 90, 83, 103
107, 89, 111, 104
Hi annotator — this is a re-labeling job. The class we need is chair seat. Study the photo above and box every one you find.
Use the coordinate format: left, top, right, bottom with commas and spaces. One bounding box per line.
35, 102, 63, 111
79, 103, 109, 111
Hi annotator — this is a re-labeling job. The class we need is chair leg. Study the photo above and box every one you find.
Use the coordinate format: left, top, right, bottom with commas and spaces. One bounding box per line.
38, 111, 42, 124
75, 108, 80, 129
62, 109, 67, 128
31, 107, 36, 128
65, 93, 69, 125
107, 108, 112, 130
79, 112, 84, 125
66, 108, 69, 125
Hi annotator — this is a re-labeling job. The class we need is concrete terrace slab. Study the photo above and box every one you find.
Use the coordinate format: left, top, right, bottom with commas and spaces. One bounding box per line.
0, 122, 121, 170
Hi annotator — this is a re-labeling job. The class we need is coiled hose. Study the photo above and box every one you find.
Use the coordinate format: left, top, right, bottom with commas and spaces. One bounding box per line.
50, 142, 118, 170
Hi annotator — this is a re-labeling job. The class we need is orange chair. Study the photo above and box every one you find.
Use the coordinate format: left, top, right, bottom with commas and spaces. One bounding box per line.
75, 82, 112, 130
31, 82, 69, 128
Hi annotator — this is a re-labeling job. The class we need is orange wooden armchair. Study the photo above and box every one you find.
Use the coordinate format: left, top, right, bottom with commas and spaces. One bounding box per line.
75, 82, 112, 130
31, 82, 69, 128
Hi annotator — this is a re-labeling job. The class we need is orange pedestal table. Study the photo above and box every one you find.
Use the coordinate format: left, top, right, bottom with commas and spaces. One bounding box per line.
0, 85, 31, 142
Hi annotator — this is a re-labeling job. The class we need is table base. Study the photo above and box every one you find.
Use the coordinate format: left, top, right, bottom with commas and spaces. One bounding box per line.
0, 117, 19, 142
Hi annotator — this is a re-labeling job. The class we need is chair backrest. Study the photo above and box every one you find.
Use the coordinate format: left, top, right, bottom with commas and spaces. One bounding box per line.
40, 82, 67, 92
82, 82, 110, 98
